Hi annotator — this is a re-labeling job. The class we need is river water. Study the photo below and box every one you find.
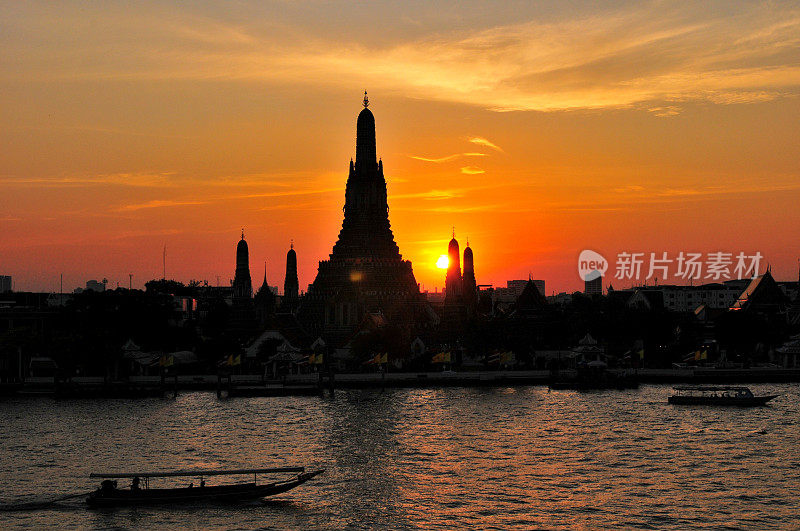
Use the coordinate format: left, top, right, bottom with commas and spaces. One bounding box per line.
1, 384, 798, 529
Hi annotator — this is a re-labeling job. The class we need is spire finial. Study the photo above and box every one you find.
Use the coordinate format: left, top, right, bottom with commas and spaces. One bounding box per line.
241, 228, 244, 240
290, 238, 294, 250
452, 226, 455, 239
363, 90, 369, 108
466, 236, 470, 247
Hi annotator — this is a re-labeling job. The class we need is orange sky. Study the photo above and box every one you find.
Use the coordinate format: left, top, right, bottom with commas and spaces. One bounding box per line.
1, 1, 799, 293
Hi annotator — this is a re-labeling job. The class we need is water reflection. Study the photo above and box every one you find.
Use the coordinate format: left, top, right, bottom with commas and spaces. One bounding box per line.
0, 384, 798, 529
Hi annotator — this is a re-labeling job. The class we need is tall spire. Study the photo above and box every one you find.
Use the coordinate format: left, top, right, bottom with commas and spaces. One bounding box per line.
331, 94, 398, 260
355, 93, 377, 170
284, 242, 299, 300
446, 231, 462, 302
463, 239, 477, 309
233, 232, 252, 300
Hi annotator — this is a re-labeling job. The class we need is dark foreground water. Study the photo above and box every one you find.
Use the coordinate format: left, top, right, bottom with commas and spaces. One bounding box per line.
1, 384, 799, 529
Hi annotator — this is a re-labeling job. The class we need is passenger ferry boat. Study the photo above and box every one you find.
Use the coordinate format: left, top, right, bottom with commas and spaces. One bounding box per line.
86, 467, 323, 507
668, 386, 777, 406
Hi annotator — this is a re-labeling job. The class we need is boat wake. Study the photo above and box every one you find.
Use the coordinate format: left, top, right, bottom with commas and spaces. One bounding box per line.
0, 491, 91, 512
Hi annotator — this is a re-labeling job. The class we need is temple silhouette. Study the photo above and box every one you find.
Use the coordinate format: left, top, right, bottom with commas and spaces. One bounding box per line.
298, 93, 432, 343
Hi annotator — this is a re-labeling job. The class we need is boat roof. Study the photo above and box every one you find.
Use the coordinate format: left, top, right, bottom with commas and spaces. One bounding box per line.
673, 385, 751, 391
90, 466, 304, 479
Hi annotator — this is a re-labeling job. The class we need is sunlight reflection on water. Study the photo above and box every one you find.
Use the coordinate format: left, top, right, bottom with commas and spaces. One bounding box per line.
1, 384, 798, 529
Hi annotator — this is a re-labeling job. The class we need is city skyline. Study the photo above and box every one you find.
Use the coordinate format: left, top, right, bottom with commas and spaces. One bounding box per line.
2, 1, 799, 293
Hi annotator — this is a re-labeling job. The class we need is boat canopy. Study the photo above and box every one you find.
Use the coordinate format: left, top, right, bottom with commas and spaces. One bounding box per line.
673, 385, 751, 392
90, 467, 305, 479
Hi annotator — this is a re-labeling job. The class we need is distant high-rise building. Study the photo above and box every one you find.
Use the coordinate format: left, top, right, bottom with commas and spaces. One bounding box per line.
444, 231, 462, 304
493, 279, 545, 302
233, 230, 253, 300
585, 276, 602, 295
0, 276, 11, 293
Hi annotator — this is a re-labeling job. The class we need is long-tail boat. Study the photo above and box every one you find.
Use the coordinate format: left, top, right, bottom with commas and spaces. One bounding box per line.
668, 386, 778, 406
86, 467, 323, 507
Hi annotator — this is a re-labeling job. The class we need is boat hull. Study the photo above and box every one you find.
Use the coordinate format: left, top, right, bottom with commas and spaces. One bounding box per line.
86, 471, 322, 507
668, 395, 777, 406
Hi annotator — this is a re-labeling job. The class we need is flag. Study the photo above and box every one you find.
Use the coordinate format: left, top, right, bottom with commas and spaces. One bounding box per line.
363, 353, 381, 365
432, 351, 451, 363
699, 350, 708, 361
499, 351, 515, 365
379, 353, 388, 364
233, 354, 241, 366
637, 349, 644, 360
159, 354, 173, 367
312, 353, 324, 365
308, 353, 315, 365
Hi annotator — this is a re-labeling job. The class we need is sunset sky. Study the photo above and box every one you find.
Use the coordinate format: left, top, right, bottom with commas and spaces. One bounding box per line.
2, 1, 799, 294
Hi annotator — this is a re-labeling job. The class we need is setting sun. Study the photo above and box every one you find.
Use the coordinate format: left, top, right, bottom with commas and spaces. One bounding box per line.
436, 255, 449, 269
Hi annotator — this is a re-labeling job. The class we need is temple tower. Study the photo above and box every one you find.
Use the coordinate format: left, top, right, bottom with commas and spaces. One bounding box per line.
233, 230, 252, 300
284, 243, 299, 300
445, 230, 462, 303
300, 93, 428, 342
255, 261, 276, 324
463, 240, 477, 309
230, 230, 256, 332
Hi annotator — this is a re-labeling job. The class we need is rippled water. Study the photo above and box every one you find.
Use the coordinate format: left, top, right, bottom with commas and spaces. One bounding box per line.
1, 384, 799, 529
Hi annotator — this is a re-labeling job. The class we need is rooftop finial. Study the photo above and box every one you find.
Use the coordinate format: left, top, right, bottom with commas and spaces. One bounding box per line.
363, 90, 369, 108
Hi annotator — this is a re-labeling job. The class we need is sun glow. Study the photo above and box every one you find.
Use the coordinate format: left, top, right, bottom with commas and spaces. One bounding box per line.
436, 255, 449, 269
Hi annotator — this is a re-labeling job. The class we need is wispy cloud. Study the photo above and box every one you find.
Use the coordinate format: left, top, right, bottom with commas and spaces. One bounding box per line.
0, 173, 180, 188
116, 199, 208, 212
393, 189, 465, 201
409, 152, 487, 163
468, 137, 503, 152
647, 106, 682, 117
460, 166, 485, 175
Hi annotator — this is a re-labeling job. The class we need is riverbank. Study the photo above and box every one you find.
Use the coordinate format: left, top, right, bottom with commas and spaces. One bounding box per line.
3, 367, 799, 397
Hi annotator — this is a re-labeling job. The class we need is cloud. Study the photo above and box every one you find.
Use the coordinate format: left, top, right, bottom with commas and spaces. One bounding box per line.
409, 152, 487, 163
0, 173, 180, 188
544, 180, 800, 212
6, 3, 799, 112
468, 137, 503, 152
460, 166, 485, 175
393, 189, 465, 201
409, 154, 461, 163
116, 199, 208, 212
647, 106, 682, 117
